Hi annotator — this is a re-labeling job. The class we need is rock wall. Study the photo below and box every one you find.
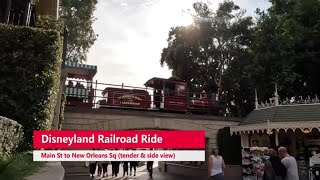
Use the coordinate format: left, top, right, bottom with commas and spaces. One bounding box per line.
0, 116, 24, 153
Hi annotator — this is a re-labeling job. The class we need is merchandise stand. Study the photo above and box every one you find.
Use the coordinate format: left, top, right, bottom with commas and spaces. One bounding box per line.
242, 147, 269, 180
309, 153, 320, 180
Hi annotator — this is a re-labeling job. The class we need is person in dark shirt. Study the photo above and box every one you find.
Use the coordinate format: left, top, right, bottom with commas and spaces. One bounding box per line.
130, 161, 139, 176
123, 161, 129, 176
111, 161, 120, 177
268, 148, 287, 180
147, 148, 154, 178
147, 161, 154, 177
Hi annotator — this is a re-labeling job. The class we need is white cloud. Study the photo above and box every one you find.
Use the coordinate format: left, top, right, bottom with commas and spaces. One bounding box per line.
87, 0, 270, 87
120, 2, 128, 6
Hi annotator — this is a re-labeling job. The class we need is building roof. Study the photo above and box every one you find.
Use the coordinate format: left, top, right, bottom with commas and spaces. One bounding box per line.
240, 103, 320, 125
144, 77, 186, 89
64, 61, 97, 80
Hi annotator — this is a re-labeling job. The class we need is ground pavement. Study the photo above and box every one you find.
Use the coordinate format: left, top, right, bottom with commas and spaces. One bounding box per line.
64, 162, 197, 180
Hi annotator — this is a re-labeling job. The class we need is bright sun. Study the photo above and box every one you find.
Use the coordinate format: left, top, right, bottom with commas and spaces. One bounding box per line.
149, 0, 194, 28
176, 14, 193, 26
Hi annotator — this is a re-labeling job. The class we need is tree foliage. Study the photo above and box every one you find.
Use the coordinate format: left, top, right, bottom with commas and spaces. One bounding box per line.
252, 0, 320, 101
160, 1, 254, 116
160, 0, 320, 117
60, 0, 98, 63
161, 1, 253, 96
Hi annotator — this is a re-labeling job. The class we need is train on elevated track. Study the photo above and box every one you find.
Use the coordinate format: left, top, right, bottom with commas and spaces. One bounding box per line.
97, 77, 225, 115
63, 61, 225, 115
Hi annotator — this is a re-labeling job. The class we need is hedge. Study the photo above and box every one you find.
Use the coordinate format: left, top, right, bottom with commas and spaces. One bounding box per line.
0, 24, 62, 149
0, 116, 24, 154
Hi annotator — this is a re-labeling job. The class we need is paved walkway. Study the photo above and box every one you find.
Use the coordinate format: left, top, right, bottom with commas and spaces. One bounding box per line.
64, 162, 196, 180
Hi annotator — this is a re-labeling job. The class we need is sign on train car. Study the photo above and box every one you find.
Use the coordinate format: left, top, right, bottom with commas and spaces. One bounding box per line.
99, 87, 151, 109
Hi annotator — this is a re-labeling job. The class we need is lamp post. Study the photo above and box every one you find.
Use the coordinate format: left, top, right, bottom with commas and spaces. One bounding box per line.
62, 26, 69, 69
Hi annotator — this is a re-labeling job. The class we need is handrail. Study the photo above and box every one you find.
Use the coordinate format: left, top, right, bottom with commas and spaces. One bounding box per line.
63, 79, 225, 115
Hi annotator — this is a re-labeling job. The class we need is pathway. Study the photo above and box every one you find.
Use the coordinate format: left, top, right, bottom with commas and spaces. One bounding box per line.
64, 162, 197, 180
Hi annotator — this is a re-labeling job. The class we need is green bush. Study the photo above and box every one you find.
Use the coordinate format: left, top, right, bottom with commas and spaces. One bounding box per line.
36, 15, 64, 33
0, 152, 44, 180
0, 152, 12, 172
0, 24, 62, 149
0, 116, 24, 154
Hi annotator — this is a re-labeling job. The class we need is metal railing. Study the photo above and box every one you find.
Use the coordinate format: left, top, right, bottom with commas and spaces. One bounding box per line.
3, 0, 35, 26
63, 79, 225, 115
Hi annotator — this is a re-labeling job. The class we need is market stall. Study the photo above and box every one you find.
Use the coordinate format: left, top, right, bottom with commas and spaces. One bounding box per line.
231, 89, 320, 180
242, 147, 269, 180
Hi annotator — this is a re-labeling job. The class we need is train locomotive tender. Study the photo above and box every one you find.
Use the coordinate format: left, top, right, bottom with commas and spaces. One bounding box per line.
98, 77, 225, 115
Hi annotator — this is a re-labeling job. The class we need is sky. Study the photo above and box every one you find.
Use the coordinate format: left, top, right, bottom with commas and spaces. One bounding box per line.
87, 0, 271, 88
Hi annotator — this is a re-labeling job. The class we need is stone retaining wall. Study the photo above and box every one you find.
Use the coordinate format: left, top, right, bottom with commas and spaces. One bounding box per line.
0, 116, 24, 153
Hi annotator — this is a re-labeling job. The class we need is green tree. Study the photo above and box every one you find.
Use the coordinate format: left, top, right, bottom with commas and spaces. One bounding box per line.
59, 0, 98, 63
251, 0, 320, 101
160, 0, 253, 98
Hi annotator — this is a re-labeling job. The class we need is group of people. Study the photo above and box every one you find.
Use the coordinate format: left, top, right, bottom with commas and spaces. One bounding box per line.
208, 146, 299, 180
89, 161, 154, 178
89, 161, 139, 178
67, 80, 85, 88
263, 146, 299, 180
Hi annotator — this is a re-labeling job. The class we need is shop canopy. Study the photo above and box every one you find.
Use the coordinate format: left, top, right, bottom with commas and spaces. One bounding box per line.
230, 103, 320, 134
64, 61, 97, 80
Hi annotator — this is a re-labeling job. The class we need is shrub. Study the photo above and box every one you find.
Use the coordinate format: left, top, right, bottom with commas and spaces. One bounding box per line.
0, 116, 24, 154
0, 151, 44, 180
36, 15, 64, 33
0, 24, 62, 149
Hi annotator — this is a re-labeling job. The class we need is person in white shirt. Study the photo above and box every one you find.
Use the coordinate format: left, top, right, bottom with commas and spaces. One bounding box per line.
278, 146, 299, 180
208, 147, 226, 180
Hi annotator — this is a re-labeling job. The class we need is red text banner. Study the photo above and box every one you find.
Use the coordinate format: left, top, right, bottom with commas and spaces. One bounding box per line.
33, 130, 205, 149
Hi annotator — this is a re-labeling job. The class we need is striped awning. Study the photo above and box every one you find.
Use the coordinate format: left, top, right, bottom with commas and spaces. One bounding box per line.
64, 61, 97, 72
65, 87, 89, 98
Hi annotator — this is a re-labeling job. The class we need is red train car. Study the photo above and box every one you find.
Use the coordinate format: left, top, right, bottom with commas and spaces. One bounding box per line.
98, 87, 151, 109
98, 77, 224, 115
144, 77, 188, 111
144, 77, 224, 115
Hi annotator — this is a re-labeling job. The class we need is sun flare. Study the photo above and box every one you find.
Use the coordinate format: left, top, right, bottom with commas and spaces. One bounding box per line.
175, 14, 193, 26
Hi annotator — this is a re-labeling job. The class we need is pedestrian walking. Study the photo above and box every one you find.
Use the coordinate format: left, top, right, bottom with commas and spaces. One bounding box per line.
130, 161, 139, 176
97, 161, 103, 177
102, 161, 109, 177
147, 161, 154, 177
262, 148, 276, 180
111, 161, 120, 177
278, 147, 299, 180
268, 149, 286, 180
123, 161, 129, 176
208, 147, 225, 180
89, 161, 97, 178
